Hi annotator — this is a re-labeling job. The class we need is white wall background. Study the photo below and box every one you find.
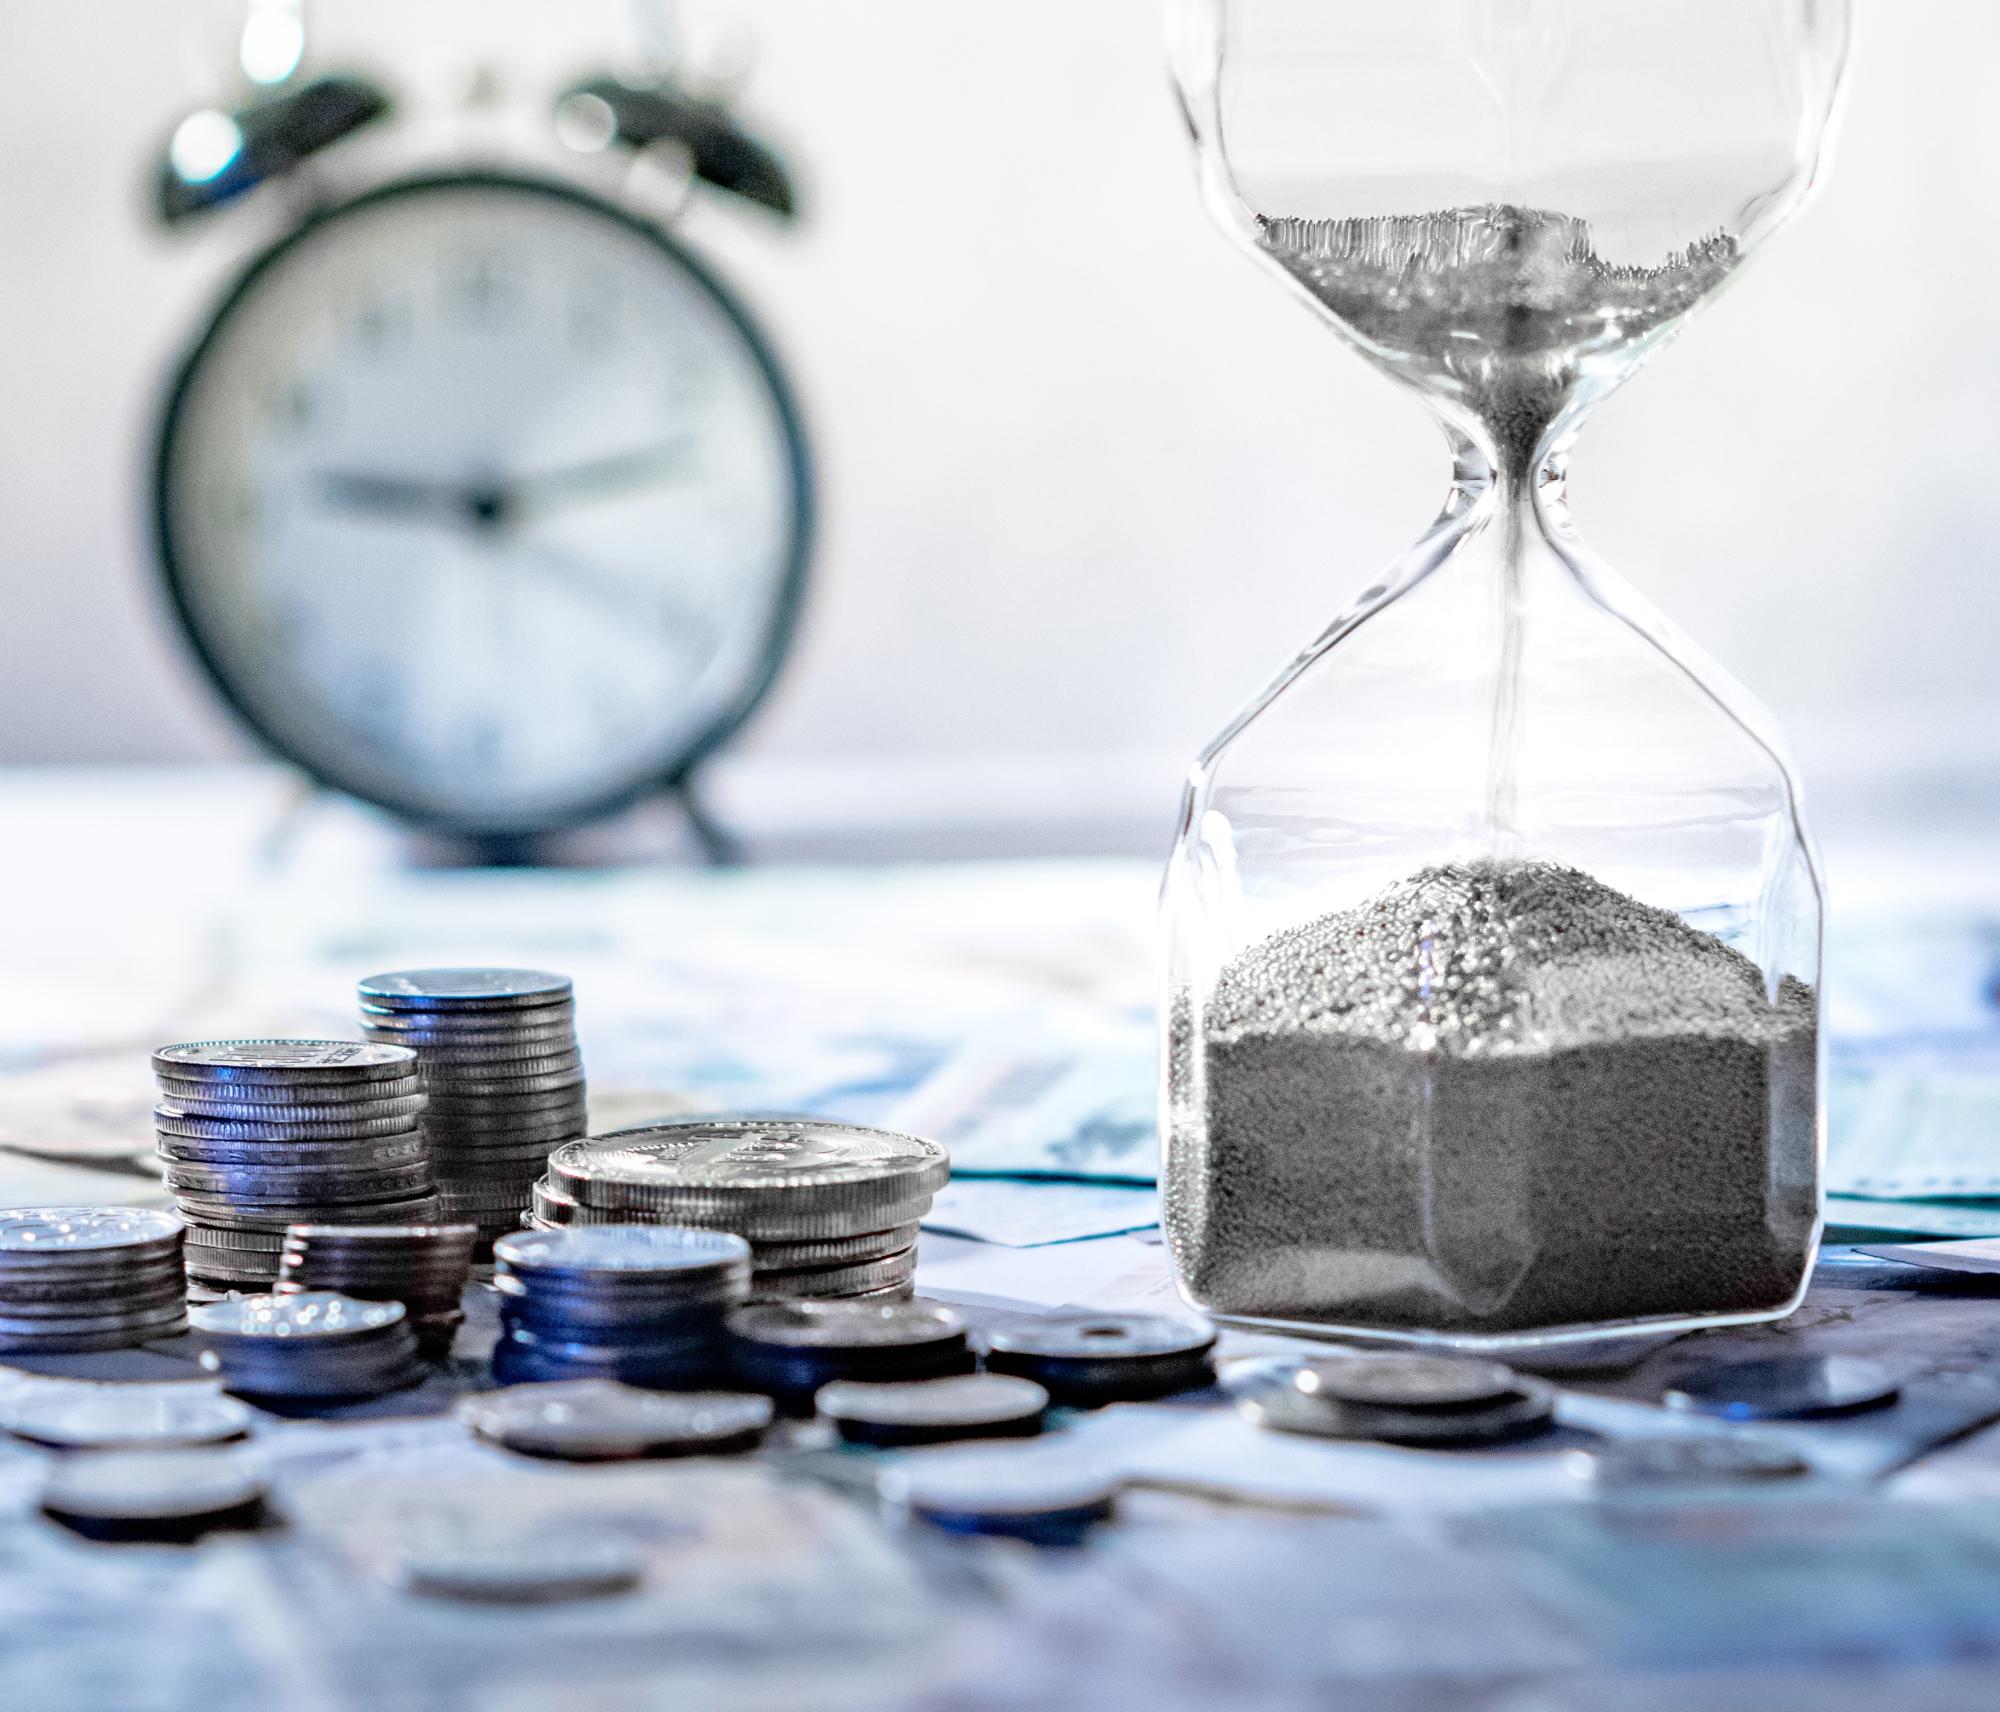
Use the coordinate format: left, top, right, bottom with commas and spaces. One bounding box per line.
0, 1, 1995, 852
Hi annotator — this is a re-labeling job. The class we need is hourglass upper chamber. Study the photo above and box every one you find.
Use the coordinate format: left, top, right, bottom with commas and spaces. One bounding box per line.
1161, 0, 1851, 1347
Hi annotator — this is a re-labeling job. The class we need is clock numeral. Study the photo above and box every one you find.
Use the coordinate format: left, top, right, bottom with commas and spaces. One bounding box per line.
267, 378, 328, 437
351, 296, 408, 358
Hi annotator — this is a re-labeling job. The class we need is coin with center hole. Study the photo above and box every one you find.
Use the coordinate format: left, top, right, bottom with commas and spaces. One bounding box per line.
1570, 1433, 1813, 1489
818, 1373, 1048, 1446
1294, 1354, 1519, 1409
982, 1313, 1217, 1404
460, 1381, 772, 1460
1662, 1356, 1900, 1421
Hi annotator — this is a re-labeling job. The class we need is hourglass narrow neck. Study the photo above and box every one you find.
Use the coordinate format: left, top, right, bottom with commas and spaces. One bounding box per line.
1445, 427, 1574, 537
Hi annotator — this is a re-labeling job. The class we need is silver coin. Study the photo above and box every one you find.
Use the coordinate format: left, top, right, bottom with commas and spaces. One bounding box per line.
1294, 1355, 1521, 1410
461, 1381, 772, 1459
191, 1291, 405, 1341
158, 1132, 428, 1163
0, 1207, 184, 1263
156, 1072, 422, 1107
879, 1446, 1117, 1535
378, 1038, 581, 1066
418, 1073, 587, 1099
559, 1121, 949, 1203
0, 1305, 188, 1348
360, 1008, 575, 1037
178, 1225, 289, 1251
749, 1247, 917, 1301
495, 1225, 751, 1277
1663, 1356, 1901, 1421
153, 1041, 417, 1082
420, 1085, 590, 1111
284, 1222, 478, 1249
400, 1534, 644, 1604
983, 1313, 1217, 1402
154, 1092, 429, 1125
0, 1283, 185, 1323
358, 968, 573, 1008
42, 1448, 265, 1522
164, 1169, 436, 1205
552, 1188, 936, 1243
3, 1384, 253, 1449
728, 1298, 964, 1351
1232, 1362, 1557, 1445
1572, 1433, 1813, 1489
751, 1225, 924, 1270
818, 1374, 1048, 1437
0, 1263, 186, 1305
155, 1109, 425, 1142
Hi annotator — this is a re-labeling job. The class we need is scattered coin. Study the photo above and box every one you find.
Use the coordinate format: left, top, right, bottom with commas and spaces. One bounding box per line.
982, 1313, 1218, 1404
2, 1384, 254, 1450
400, 1534, 645, 1605
1570, 1433, 1813, 1489
41, 1448, 267, 1541
1294, 1354, 1519, 1409
461, 1381, 773, 1460
880, 1447, 1118, 1543
1662, 1356, 1901, 1421
818, 1374, 1048, 1447
1230, 1360, 1558, 1445
191, 1292, 424, 1400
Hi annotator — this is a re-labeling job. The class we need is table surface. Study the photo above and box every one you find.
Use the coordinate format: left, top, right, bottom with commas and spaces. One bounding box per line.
6, 769, 2000, 1712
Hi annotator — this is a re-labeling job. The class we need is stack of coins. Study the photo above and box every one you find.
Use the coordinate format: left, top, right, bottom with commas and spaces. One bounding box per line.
356, 970, 586, 1251
530, 1119, 948, 1301
490, 1226, 750, 1388
151, 1042, 437, 1288
277, 1223, 478, 1356
725, 1298, 974, 1412
1230, 1353, 1557, 1446
0, 1208, 188, 1354
190, 1292, 426, 1401
983, 1313, 1218, 1405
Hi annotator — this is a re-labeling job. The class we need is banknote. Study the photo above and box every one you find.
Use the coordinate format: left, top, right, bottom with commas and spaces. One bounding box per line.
921, 1178, 1159, 1246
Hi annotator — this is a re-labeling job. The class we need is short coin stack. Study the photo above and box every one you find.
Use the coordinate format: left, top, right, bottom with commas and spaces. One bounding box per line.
0, 1208, 188, 1354
491, 1226, 751, 1388
151, 1041, 437, 1288
1232, 1353, 1556, 1446
277, 1224, 478, 1356
357, 970, 586, 1252
530, 1119, 948, 1301
190, 1291, 426, 1401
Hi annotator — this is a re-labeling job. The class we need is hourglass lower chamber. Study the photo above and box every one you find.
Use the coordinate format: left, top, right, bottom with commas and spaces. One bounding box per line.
1160, 0, 1850, 1347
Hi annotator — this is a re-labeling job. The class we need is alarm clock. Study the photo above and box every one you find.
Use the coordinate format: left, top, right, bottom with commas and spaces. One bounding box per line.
149, 65, 813, 859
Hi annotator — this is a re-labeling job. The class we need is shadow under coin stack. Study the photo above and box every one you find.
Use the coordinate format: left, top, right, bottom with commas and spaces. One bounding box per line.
491, 1226, 750, 1388
356, 970, 586, 1254
530, 1119, 948, 1302
151, 1042, 438, 1289
277, 1223, 478, 1356
0, 1208, 189, 1354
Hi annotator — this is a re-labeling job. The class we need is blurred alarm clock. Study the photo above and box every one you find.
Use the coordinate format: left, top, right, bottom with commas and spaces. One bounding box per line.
149, 53, 812, 859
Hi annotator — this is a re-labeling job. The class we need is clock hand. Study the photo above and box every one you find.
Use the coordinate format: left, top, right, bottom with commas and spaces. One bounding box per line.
314, 469, 513, 534
508, 438, 696, 523
521, 542, 719, 662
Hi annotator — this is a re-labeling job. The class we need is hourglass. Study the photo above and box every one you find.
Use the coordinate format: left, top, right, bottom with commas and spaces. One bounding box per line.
1161, 0, 1852, 1347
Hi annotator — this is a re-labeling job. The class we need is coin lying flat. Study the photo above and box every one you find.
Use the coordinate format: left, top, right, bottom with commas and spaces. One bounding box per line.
156, 1073, 422, 1108
880, 1447, 1118, 1543
2, 1384, 254, 1450
496, 1225, 751, 1280
0, 1207, 184, 1264
400, 1535, 644, 1604
818, 1374, 1048, 1447
983, 1313, 1217, 1404
1295, 1355, 1519, 1410
461, 1381, 773, 1460
1663, 1356, 1900, 1421
1570, 1433, 1813, 1489
1232, 1360, 1558, 1446
555, 1121, 950, 1205
359, 968, 574, 1009
41, 1448, 267, 1540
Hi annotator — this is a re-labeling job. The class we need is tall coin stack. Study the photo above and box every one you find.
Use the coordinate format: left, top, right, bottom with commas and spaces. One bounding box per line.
491, 1226, 751, 1387
0, 1208, 188, 1353
529, 1120, 949, 1301
151, 1042, 438, 1289
357, 970, 586, 1253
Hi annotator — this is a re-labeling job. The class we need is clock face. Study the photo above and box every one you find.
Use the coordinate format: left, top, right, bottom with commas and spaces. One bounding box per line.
156, 173, 809, 835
